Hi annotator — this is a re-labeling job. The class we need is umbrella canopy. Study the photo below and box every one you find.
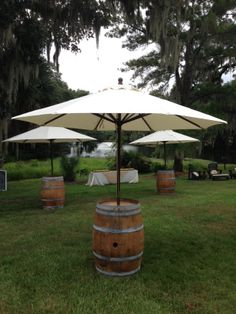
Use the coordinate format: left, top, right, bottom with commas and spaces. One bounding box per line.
13, 85, 226, 131
130, 130, 200, 146
3, 126, 96, 143
3, 126, 96, 175
12, 83, 227, 203
130, 130, 200, 167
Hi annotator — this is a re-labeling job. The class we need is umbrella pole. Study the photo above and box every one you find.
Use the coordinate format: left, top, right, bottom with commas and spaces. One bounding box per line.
163, 141, 167, 169
49, 140, 54, 176
116, 115, 122, 205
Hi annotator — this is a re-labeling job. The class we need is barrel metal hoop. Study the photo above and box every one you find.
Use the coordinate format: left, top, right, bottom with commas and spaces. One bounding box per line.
96, 202, 140, 212
42, 176, 63, 181
42, 198, 64, 201
93, 251, 143, 262
159, 187, 175, 190
43, 205, 64, 209
93, 224, 144, 234
157, 170, 174, 173
96, 208, 141, 217
42, 186, 64, 190
95, 266, 141, 277
158, 178, 175, 180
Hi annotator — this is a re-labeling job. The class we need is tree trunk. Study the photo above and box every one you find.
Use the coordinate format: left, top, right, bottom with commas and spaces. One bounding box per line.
0, 120, 2, 157
0, 117, 9, 157
173, 151, 184, 172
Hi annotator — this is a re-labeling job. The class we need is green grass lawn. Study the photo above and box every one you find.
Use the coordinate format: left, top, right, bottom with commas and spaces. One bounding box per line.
4, 157, 109, 181
1, 174, 236, 313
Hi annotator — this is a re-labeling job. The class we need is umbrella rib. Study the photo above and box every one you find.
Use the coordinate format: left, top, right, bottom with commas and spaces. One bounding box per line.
121, 113, 135, 123
124, 113, 150, 124
43, 114, 67, 125
93, 114, 105, 130
92, 113, 116, 130
141, 116, 154, 131
176, 115, 202, 129
107, 114, 117, 122
122, 114, 153, 130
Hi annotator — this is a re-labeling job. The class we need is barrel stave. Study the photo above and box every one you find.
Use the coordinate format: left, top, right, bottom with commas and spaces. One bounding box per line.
157, 170, 176, 194
93, 198, 144, 276
41, 176, 65, 209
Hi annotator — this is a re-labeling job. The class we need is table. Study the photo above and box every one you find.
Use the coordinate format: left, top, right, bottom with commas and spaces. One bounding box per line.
86, 169, 139, 186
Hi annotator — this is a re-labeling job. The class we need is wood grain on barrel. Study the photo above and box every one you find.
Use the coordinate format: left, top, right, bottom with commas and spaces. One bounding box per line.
41, 176, 65, 209
157, 170, 176, 194
93, 198, 144, 276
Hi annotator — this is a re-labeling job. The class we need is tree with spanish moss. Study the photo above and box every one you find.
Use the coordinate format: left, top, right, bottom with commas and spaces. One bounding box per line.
0, 0, 111, 156
107, 0, 236, 161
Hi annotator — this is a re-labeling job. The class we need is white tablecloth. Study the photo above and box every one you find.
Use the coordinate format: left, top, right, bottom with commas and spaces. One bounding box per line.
86, 169, 139, 186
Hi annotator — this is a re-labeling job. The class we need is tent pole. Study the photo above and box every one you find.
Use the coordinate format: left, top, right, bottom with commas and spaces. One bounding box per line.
116, 114, 121, 205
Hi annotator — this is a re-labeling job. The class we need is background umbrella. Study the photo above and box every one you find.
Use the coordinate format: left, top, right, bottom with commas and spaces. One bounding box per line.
3, 126, 96, 176
12, 81, 226, 204
130, 130, 200, 168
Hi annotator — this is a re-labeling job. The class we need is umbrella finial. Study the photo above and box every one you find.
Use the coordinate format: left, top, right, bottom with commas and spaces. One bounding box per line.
118, 77, 123, 85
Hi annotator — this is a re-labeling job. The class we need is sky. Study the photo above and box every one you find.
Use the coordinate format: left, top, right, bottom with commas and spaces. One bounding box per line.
59, 30, 147, 93
58, 29, 235, 93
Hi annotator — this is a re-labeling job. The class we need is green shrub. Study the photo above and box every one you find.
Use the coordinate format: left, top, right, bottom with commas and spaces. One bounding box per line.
60, 156, 79, 181
149, 161, 167, 172
4, 160, 51, 180
187, 161, 207, 172
30, 159, 40, 167
107, 151, 151, 173
3, 158, 107, 181
79, 167, 89, 176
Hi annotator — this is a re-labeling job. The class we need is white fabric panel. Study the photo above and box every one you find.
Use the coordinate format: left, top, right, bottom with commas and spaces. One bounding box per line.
86, 169, 139, 186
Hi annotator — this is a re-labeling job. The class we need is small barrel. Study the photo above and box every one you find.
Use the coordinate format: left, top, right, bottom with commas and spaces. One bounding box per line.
93, 199, 144, 277
157, 170, 176, 194
41, 176, 65, 209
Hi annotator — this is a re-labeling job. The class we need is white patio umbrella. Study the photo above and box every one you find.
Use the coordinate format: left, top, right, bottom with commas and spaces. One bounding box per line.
130, 130, 200, 167
3, 126, 96, 176
12, 82, 227, 203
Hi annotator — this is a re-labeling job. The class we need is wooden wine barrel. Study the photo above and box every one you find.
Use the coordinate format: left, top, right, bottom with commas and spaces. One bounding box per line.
41, 176, 65, 209
157, 170, 176, 194
93, 199, 144, 276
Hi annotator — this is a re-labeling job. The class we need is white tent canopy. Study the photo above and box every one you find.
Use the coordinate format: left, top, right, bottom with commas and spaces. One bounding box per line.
130, 130, 200, 146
